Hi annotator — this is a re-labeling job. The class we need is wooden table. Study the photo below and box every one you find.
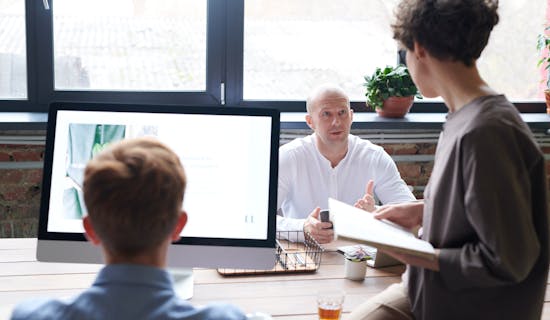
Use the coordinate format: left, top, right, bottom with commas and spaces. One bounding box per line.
1, 238, 549, 319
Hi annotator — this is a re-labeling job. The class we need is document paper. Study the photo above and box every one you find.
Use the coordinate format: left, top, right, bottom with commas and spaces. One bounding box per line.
328, 198, 435, 260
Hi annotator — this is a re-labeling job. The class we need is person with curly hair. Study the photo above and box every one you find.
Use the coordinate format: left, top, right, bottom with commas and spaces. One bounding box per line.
349, 1, 549, 319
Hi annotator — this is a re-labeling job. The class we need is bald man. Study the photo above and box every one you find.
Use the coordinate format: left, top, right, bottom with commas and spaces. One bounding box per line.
277, 84, 415, 244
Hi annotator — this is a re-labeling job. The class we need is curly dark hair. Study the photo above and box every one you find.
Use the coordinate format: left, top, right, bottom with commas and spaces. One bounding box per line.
392, 0, 499, 67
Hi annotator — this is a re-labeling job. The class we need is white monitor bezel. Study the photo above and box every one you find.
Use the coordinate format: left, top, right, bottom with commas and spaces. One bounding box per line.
37, 102, 279, 269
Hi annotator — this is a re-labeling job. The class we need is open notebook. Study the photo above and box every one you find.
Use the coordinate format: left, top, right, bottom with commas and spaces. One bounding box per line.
329, 198, 435, 261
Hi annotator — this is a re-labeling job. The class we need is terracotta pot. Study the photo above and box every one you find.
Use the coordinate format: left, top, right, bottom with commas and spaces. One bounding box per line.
376, 96, 414, 118
545, 89, 550, 115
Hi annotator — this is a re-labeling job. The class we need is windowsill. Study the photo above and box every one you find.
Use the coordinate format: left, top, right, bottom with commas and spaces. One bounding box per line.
0, 113, 48, 131
281, 112, 550, 131
0, 112, 549, 131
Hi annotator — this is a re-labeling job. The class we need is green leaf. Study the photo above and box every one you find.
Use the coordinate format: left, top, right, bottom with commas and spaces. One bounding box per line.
362, 64, 421, 109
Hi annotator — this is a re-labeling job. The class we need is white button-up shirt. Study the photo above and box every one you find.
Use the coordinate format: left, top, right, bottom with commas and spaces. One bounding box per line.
277, 134, 415, 231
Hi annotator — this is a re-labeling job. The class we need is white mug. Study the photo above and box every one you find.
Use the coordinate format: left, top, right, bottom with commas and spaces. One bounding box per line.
344, 258, 367, 281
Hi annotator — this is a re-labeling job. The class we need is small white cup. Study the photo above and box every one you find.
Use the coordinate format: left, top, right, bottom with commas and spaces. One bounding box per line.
344, 258, 367, 281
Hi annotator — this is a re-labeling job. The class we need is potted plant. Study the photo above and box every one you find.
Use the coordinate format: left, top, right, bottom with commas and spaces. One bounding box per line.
343, 246, 371, 281
363, 64, 422, 118
537, 25, 550, 114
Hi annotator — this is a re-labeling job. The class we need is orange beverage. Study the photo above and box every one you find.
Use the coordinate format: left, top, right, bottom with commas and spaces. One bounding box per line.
318, 303, 342, 320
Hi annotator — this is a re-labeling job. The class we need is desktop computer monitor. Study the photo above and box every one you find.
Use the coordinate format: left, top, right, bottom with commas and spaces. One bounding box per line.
37, 102, 279, 298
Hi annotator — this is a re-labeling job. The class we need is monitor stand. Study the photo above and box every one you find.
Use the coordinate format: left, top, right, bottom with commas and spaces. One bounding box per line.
168, 267, 194, 300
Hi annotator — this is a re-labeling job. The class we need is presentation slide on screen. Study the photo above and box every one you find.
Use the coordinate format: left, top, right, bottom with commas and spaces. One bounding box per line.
47, 110, 272, 240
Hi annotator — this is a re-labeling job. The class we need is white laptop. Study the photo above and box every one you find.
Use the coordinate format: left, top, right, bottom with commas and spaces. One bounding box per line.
337, 244, 402, 268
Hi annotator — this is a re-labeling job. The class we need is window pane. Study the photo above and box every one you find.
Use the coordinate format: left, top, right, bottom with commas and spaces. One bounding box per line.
53, 0, 207, 91
244, 0, 546, 103
244, 0, 398, 101
479, 0, 546, 101
0, 0, 26, 99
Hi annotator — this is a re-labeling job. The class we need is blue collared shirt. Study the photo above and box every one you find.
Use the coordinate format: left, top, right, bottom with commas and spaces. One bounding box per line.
11, 264, 246, 320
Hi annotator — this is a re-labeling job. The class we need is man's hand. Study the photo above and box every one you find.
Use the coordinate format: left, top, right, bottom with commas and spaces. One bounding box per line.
379, 248, 440, 271
354, 180, 375, 212
303, 207, 334, 244
374, 201, 424, 230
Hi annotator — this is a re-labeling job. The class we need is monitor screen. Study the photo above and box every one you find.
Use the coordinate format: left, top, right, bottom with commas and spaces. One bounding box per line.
37, 103, 279, 271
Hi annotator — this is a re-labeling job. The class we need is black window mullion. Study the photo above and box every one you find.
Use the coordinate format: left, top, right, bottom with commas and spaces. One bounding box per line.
205, 0, 225, 105
224, 0, 244, 106
52, 91, 220, 106
21, 0, 39, 110
35, 0, 54, 111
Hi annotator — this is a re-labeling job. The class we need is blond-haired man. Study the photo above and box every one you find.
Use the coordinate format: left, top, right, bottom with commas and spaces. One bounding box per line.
12, 138, 246, 320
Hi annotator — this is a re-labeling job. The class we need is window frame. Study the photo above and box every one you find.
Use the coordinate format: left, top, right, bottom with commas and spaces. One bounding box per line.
0, 0, 545, 113
1, 0, 225, 112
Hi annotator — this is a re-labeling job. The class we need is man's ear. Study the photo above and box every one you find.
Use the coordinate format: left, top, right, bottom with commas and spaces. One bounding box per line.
305, 114, 315, 130
83, 216, 101, 245
171, 211, 188, 242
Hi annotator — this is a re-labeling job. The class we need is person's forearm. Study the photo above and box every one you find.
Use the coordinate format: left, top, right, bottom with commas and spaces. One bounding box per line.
276, 215, 305, 232
411, 200, 424, 225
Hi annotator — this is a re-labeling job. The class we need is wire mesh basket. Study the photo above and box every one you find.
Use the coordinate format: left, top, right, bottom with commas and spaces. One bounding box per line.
217, 230, 324, 276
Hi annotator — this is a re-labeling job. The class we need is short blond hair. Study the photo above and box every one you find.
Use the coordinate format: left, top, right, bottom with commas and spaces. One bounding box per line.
83, 137, 186, 257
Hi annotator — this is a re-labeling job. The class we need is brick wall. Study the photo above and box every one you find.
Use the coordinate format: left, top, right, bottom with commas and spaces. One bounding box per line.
0, 129, 548, 238
0, 144, 44, 237
380, 142, 434, 199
